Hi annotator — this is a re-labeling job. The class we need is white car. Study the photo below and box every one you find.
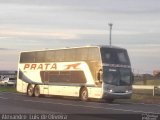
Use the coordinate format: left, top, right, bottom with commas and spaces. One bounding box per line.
0, 78, 16, 86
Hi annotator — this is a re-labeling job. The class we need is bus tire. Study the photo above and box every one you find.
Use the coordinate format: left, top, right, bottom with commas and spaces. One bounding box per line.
27, 84, 34, 97
80, 87, 88, 101
34, 85, 40, 97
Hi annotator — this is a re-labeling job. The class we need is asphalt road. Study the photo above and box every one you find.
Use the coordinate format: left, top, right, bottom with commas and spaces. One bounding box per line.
0, 92, 160, 120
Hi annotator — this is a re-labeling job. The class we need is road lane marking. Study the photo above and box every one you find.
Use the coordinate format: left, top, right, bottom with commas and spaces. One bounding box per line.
23, 99, 159, 114
0, 97, 8, 99
117, 101, 160, 107
0, 92, 21, 95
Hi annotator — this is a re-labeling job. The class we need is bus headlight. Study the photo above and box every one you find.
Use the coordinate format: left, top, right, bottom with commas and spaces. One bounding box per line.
126, 90, 132, 93
108, 89, 113, 93
125, 90, 129, 93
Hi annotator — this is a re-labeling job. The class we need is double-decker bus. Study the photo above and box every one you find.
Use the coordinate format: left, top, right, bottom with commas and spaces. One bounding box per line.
17, 45, 133, 102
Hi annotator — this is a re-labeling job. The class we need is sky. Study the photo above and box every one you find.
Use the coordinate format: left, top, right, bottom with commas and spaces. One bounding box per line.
0, 0, 160, 74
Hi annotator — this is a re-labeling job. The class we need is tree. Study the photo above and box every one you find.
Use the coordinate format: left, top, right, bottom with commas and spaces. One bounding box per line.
153, 70, 160, 78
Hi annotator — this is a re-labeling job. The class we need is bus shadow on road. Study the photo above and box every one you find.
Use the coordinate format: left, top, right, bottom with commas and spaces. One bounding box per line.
28, 94, 124, 105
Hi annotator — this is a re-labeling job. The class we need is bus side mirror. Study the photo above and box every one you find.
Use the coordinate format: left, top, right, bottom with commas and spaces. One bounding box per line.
132, 72, 134, 83
97, 72, 100, 80
97, 70, 102, 82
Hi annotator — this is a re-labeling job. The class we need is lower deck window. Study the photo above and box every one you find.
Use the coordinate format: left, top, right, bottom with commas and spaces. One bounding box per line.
40, 71, 86, 84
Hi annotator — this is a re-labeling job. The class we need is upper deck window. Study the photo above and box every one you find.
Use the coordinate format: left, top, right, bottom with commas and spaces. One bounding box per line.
20, 52, 35, 63
100, 48, 130, 65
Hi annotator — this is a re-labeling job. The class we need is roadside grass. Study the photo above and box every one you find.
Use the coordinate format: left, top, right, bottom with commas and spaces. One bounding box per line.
0, 86, 16, 92
115, 94, 160, 104
130, 93, 160, 104
116, 89, 160, 104
131, 79, 160, 103
134, 79, 160, 85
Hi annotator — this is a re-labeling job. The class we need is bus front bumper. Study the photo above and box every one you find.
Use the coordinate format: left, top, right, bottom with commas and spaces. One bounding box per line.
103, 91, 132, 99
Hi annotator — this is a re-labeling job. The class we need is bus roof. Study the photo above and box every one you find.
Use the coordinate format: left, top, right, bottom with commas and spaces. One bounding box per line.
20, 45, 126, 53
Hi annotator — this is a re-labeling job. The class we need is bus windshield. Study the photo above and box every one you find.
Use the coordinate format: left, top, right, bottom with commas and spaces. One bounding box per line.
100, 48, 130, 65
103, 67, 132, 86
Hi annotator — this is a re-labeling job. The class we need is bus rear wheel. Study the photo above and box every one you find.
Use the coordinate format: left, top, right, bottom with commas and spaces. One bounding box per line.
34, 85, 40, 97
80, 87, 88, 101
27, 84, 34, 97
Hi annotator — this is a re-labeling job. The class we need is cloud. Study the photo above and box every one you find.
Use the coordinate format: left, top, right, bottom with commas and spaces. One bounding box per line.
0, 47, 16, 51
0, 0, 160, 72
0, 29, 79, 40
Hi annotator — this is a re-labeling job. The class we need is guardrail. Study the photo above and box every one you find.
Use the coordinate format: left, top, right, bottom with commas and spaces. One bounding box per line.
132, 85, 160, 96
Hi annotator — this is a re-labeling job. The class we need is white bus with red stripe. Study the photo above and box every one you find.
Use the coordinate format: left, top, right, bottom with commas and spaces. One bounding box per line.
17, 45, 133, 102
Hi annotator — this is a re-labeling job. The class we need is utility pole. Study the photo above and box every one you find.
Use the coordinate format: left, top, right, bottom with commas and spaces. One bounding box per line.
108, 23, 113, 46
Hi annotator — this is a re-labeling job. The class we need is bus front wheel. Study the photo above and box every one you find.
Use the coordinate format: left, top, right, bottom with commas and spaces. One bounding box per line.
80, 87, 88, 101
34, 85, 40, 97
27, 84, 34, 97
